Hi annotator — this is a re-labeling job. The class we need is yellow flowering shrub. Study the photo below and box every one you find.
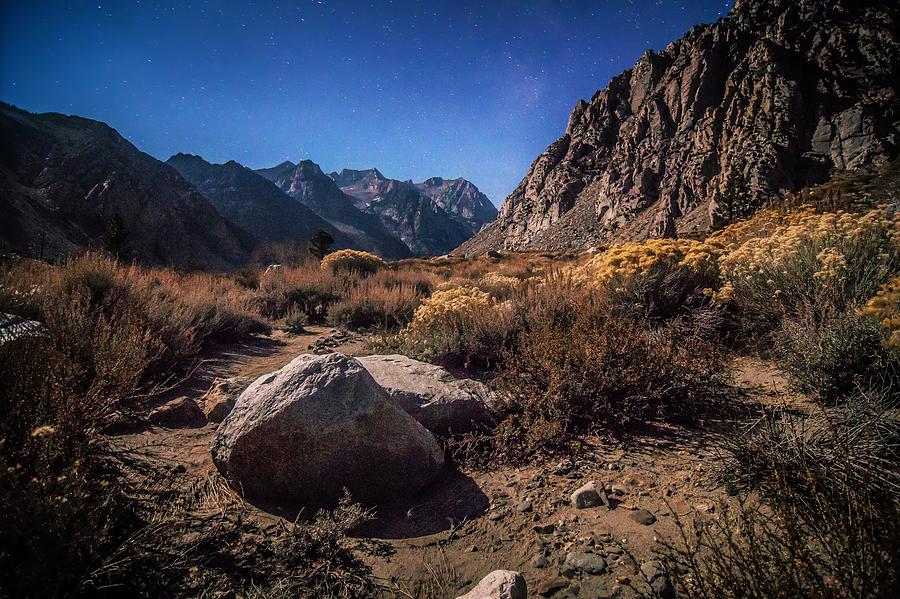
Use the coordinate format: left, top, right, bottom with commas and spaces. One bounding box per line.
717, 206, 899, 328
395, 286, 516, 364
570, 238, 720, 320
861, 275, 900, 349
320, 249, 384, 276
478, 272, 523, 299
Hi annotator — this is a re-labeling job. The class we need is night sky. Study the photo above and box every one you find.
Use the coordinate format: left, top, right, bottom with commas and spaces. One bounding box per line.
1, 1, 732, 205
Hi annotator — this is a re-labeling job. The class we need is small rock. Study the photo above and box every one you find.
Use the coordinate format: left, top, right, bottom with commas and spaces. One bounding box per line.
554, 460, 574, 475
536, 576, 568, 597
516, 501, 533, 513
533, 523, 556, 534
641, 561, 676, 599
563, 552, 608, 576
571, 481, 609, 509
202, 377, 243, 423
532, 554, 549, 569
148, 397, 205, 428
630, 509, 657, 525
456, 570, 526, 599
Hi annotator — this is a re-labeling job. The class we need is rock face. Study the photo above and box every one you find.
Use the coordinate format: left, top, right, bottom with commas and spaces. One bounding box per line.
255, 160, 412, 259
414, 177, 498, 235
457, 0, 900, 255
166, 153, 350, 250
0, 102, 249, 269
211, 352, 444, 507
330, 169, 474, 256
356, 354, 495, 434
456, 570, 527, 599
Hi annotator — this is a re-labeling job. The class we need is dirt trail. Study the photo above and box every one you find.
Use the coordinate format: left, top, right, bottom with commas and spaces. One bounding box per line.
118, 331, 805, 598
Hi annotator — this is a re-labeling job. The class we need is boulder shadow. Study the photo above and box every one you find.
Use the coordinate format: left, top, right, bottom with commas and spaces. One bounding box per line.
351, 466, 489, 539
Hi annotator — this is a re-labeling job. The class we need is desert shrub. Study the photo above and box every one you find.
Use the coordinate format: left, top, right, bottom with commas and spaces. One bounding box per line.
0, 298, 160, 597
491, 291, 730, 458
283, 304, 310, 334
716, 207, 899, 334
658, 388, 899, 599
328, 280, 422, 330
477, 272, 523, 300
321, 249, 384, 276
777, 309, 896, 401
391, 286, 517, 367
256, 262, 343, 321
861, 274, 900, 350
232, 267, 260, 289
574, 238, 720, 321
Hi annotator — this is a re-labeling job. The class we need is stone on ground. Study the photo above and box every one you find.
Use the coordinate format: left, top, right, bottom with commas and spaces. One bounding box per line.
630, 508, 657, 525
357, 354, 494, 434
562, 552, 607, 576
148, 396, 206, 428
211, 352, 444, 507
202, 377, 244, 423
456, 570, 526, 599
641, 561, 676, 599
571, 480, 609, 509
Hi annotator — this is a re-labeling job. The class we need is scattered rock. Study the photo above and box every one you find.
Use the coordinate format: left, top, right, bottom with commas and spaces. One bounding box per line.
516, 501, 533, 513
536, 576, 569, 597
532, 554, 549, 569
148, 397, 205, 428
554, 460, 574, 474
641, 561, 675, 599
630, 509, 657, 526
533, 523, 556, 534
211, 352, 444, 506
202, 377, 244, 423
356, 354, 495, 434
571, 481, 609, 509
456, 570, 526, 599
0, 312, 45, 346
563, 552, 608, 576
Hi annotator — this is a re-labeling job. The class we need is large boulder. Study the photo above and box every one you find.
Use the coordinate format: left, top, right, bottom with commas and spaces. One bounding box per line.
456, 570, 526, 599
357, 354, 494, 434
211, 352, 444, 507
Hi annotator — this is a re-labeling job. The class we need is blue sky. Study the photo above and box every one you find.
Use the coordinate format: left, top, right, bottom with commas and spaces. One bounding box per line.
1, 0, 731, 206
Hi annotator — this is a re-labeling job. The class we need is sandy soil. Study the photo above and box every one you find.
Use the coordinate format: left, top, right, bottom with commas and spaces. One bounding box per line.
116, 328, 806, 598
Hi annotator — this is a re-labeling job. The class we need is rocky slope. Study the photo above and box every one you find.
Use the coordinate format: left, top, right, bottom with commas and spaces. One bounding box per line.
330, 168, 474, 256
457, 0, 900, 255
256, 161, 412, 259
414, 176, 498, 235
166, 153, 351, 250
0, 102, 249, 268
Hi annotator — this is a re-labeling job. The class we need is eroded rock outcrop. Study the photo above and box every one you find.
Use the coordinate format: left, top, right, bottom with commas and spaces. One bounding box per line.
457, 0, 899, 255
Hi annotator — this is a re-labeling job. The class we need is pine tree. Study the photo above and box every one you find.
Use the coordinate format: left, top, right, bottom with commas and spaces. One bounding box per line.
307, 230, 335, 260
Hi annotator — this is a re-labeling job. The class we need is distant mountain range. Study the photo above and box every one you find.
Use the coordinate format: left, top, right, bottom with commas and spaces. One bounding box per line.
0, 101, 495, 266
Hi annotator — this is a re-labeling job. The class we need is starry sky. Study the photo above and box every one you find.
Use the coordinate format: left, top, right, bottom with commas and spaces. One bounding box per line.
1, 0, 732, 206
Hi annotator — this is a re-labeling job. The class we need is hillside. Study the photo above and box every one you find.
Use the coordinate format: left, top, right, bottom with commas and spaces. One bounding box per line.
457, 0, 900, 255
0, 102, 249, 269
165, 153, 351, 250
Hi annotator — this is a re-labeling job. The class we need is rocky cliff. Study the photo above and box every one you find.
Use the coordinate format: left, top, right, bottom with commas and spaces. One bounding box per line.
0, 103, 249, 269
330, 168, 473, 256
457, 0, 899, 255
255, 161, 412, 259
166, 153, 351, 250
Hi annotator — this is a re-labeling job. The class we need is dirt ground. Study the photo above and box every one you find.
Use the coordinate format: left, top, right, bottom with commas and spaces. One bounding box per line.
117, 328, 807, 598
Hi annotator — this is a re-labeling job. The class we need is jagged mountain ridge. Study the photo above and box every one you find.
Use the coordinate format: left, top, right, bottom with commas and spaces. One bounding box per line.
255, 161, 413, 259
165, 153, 352, 251
457, 0, 900, 255
414, 176, 498, 235
329, 168, 474, 256
0, 102, 249, 268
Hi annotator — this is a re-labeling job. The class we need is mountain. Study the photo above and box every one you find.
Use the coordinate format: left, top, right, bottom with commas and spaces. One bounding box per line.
255, 161, 412, 259
165, 153, 350, 250
414, 177, 497, 235
457, 0, 900, 255
330, 169, 474, 256
0, 102, 249, 268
